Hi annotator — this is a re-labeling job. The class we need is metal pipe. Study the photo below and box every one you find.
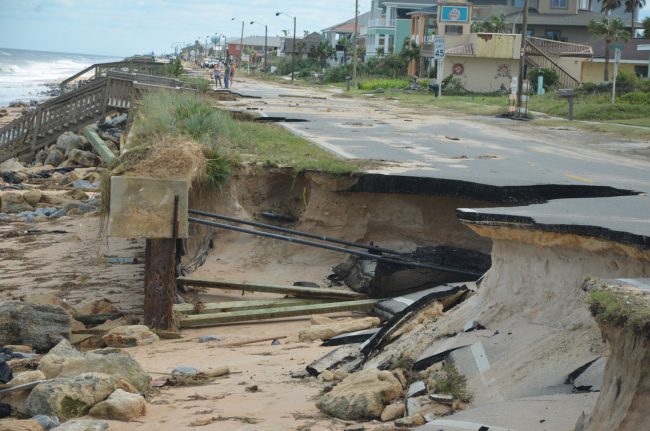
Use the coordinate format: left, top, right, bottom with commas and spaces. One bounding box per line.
188, 208, 402, 255
188, 216, 483, 277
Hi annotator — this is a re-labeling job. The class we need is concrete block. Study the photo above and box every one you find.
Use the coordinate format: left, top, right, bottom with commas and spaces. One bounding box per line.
109, 176, 188, 238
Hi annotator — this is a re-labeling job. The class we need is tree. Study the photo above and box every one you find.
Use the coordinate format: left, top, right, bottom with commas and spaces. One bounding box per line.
588, 17, 630, 81
472, 13, 509, 33
624, 0, 646, 37
600, 0, 622, 14
643, 16, 650, 38
309, 41, 335, 67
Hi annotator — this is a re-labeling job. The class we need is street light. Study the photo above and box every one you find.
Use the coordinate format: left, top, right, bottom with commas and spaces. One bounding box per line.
231, 17, 245, 63
276, 11, 296, 81
219, 34, 228, 62
250, 21, 268, 72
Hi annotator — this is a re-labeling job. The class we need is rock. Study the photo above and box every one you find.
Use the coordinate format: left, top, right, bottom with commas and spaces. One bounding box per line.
0, 192, 33, 213
0, 158, 25, 172
24, 372, 136, 420
66, 150, 99, 168
1, 370, 46, 414
406, 397, 421, 416
372, 425, 396, 431
380, 403, 405, 422
4, 345, 32, 353
310, 315, 334, 325
32, 415, 60, 430
63, 202, 95, 216
316, 368, 404, 420
22, 294, 77, 316
394, 414, 425, 427
299, 317, 381, 342
44, 149, 64, 167
70, 319, 85, 332
22, 190, 42, 206
0, 419, 43, 431
88, 389, 146, 421
34, 149, 48, 166
197, 335, 221, 343
102, 325, 158, 348
391, 369, 408, 388
171, 366, 199, 377
344, 425, 365, 431
50, 419, 108, 431
74, 299, 119, 316
0, 301, 70, 353
57, 160, 80, 169
91, 317, 128, 334
39, 339, 150, 392
55, 132, 85, 153
318, 370, 335, 382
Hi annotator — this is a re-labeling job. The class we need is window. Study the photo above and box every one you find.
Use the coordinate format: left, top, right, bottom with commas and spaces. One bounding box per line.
445, 25, 464, 35
551, 0, 568, 8
634, 65, 649, 78
527, 29, 535, 37
578, 0, 591, 9
513, 0, 524, 7
545, 29, 561, 40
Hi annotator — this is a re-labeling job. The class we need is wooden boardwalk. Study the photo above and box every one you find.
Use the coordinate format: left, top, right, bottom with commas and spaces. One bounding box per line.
0, 71, 190, 163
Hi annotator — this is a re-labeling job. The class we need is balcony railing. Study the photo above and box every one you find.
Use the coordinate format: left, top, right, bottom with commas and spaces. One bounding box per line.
369, 17, 395, 28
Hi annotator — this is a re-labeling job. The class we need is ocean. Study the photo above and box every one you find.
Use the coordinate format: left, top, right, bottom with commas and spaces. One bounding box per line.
0, 47, 121, 107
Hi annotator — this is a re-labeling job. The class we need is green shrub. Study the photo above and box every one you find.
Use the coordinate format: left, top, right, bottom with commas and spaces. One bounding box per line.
358, 78, 410, 90
527, 67, 559, 91
164, 58, 183, 77
441, 74, 467, 95
619, 91, 650, 104
179, 75, 211, 92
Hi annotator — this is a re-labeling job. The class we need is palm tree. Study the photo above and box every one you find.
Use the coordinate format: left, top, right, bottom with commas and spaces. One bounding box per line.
600, 0, 622, 14
588, 17, 630, 81
624, 0, 646, 37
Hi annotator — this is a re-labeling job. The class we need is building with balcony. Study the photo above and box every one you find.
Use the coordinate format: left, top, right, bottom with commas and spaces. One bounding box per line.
367, 0, 437, 57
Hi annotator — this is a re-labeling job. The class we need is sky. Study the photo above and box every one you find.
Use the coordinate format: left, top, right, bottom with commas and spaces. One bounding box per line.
0, 0, 649, 57
0, 0, 362, 57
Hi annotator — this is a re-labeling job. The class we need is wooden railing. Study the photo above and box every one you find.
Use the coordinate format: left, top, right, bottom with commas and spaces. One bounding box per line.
0, 70, 206, 163
0, 72, 152, 162
527, 37, 593, 57
525, 41, 581, 88
60, 60, 167, 94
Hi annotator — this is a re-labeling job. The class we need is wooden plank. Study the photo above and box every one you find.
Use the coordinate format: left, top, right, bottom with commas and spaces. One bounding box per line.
179, 299, 378, 328
173, 298, 331, 315
177, 276, 367, 300
144, 238, 176, 330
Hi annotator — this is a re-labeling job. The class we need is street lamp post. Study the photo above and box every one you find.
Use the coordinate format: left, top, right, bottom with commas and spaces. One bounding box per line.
250, 21, 268, 72
232, 18, 245, 64
276, 11, 296, 81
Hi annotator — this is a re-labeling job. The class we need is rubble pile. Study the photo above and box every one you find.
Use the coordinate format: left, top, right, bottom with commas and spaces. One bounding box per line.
0, 295, 154, 429
0, 113, 127, 223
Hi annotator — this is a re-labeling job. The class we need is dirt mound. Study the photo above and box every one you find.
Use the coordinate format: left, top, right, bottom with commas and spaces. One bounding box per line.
577, 283, 650, 431
122, 137, 205, 182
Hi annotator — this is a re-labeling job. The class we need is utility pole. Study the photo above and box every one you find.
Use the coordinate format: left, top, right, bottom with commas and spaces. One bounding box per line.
276, 12, 297, 81
516, 0, 529, 116
240, 21, 245, 63
352, 0, 359, 89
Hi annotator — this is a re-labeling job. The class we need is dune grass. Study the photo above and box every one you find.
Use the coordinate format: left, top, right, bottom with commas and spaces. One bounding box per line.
588, 288, 650, 337
129, 90, 359, 182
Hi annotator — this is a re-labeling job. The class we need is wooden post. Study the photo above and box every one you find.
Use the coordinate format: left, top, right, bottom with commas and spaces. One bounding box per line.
143, 195, 178, 330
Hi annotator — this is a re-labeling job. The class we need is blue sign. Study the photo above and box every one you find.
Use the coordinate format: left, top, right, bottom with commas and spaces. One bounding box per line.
440, 5, 469, 23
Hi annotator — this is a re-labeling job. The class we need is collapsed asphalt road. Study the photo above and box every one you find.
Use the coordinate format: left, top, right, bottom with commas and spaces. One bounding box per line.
227, 77, 650, 248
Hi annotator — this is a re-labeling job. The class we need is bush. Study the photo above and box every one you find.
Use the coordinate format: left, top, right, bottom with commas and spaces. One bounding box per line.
179, 75, 211, 92
527, 67, 559, 91
324, 64, 353, 83
358, 78, 410, 90
164, 58, 183, 77
619, 91, 650, 105
441, 74, 467, 95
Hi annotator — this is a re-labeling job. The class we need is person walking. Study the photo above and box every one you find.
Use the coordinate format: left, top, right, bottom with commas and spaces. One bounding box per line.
213, 64, 223, 88
224, 61, 231, 89
229, 63, 236, 87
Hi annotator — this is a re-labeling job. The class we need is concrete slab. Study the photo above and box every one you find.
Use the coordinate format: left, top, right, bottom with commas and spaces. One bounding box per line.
457, 195, 650, 249
109, 176, 188, 239
416, 393, 598, 431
